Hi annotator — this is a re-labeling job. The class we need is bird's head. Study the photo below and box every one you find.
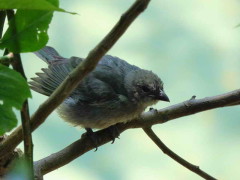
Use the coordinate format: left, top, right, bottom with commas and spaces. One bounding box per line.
124, 69, 169, 105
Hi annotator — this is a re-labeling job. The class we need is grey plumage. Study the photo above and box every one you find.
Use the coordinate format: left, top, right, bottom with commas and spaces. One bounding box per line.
30, 46, 169, 129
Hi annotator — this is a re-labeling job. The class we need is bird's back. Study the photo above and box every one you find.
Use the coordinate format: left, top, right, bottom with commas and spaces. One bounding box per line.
30, 52, 139, 97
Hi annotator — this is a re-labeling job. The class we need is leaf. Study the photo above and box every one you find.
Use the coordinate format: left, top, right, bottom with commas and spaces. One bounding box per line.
0, 104, 17, 135
0, 64, 31, 109
0, 0, 76, 14
0, 65, 31, 135
0, 9, 53, 52
0, 0, 76, 53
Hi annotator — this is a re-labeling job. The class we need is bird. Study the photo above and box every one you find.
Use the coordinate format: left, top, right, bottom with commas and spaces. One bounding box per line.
29, 46, 170, 141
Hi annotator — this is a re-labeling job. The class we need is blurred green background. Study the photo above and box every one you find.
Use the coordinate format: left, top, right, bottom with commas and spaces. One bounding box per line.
14, 0, 240, 179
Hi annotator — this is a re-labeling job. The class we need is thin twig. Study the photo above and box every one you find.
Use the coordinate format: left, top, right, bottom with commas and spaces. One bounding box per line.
143, 127, 217, 180
0, 0, 151, 158
5, 10, 34, 179
33, 89, 240, 176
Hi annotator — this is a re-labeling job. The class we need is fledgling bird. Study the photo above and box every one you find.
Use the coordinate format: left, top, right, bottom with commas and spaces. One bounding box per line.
30, 46, 169, 135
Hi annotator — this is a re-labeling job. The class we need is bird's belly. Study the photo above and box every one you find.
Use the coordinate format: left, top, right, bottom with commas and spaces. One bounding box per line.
57, 102, 146, 129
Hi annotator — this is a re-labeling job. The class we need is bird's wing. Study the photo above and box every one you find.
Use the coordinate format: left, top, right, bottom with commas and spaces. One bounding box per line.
29, 56, 83, 96
72, 76, 122, 106
30, 53, 136, 104
72, 62, 127, 106
71, 55, 140, 106
88, 55, 140, 94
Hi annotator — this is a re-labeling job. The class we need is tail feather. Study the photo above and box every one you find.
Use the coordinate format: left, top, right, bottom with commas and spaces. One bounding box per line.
34, 46, 66, 64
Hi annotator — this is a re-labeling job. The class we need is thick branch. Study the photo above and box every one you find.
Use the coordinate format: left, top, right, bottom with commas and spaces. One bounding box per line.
34, 89, 240, 175
0, 0, 151, 158
143, 127, 217, 180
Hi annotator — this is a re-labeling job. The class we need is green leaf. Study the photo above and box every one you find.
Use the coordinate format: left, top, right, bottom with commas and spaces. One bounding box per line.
0, 0, 76, 14
0, 0, 76, 53
0, 64, 31, 109
0, 104, 17, 135
0, 64, 31, 135
0, 9, 53, 52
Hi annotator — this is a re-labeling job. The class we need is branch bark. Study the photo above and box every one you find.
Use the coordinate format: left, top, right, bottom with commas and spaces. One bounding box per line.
5, 9, 34, 179
0, 0, 151, 158
11, 53, 34, 179
34, 89, 240, 176
143, 127, 217, 180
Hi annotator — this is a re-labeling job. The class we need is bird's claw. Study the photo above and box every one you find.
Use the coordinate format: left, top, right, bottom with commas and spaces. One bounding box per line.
106, 125, 120, 144
83, 128, 99, 151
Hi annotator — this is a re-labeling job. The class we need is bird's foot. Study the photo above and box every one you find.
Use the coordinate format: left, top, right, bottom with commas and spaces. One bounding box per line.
82, 128, 99, 151
106, 125, 120, 144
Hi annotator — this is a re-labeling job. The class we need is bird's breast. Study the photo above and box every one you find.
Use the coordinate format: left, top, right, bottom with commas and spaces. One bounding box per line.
57, 98, 157, 129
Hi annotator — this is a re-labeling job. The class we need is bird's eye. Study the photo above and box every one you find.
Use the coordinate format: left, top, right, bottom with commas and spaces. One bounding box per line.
141, 86, 150, 92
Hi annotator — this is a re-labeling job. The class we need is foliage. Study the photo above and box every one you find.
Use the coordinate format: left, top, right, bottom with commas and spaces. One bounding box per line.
0, 64, 31, 135
0, 0, 74, 134
0, 0, 76, 53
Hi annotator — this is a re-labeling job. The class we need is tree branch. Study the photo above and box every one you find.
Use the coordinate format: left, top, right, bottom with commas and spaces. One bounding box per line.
11, 54, 34, 179
11, 53, 34, 179
4, 9, 34, 179
0, 0, 151, 157
34, 89, 240, 176
143, 127, 217, 180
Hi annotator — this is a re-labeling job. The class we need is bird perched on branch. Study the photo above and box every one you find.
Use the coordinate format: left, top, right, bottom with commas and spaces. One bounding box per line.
30, 46, 169, 140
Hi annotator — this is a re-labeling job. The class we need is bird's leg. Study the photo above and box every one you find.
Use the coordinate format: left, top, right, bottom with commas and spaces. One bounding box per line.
106, 125, 120, 144
84, 128, 99, 151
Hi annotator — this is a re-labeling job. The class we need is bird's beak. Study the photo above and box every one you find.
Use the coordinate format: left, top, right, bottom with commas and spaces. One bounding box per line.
157, 90, 170, 102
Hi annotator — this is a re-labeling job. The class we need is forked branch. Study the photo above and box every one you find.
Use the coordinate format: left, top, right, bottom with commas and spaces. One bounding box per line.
34, 89, 240, 176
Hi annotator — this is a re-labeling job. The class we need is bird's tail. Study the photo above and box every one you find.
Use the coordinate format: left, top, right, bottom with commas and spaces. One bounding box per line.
34, 46, 66, 64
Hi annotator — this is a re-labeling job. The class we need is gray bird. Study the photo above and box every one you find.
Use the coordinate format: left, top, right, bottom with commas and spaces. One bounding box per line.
30, 46, 169, 134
